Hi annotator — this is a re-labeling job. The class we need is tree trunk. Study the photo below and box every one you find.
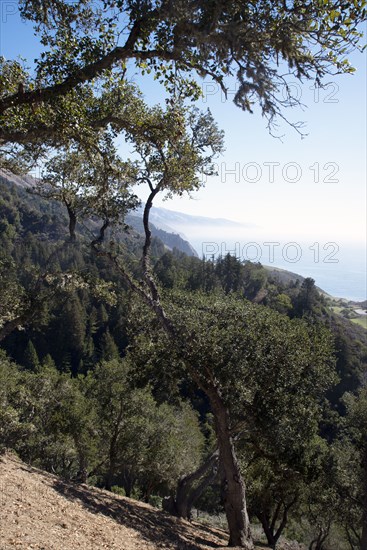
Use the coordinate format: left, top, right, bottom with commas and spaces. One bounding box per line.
105, 436, 118, 491
207, 385, 253, 549
142, 479, 156, 503
258, 497, 296, 549
309, 525, 331, 550
175, 451, 218, 519
96, 198, 253, 547
105, 462, 115, 491
163, 451, 219, 519
105, 400, 124, 491
258, 500, 290, 548
121, 469, 135, 498
175, 479, 192, 519
362, 507, 367, 550
75, 448, 88, 484
185, 461, 218, 515
258, 512, 277, 548
66, 203, 77, 242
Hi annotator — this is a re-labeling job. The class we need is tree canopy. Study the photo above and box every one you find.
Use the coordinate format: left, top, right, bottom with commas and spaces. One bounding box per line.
1, 1, 366, 548
1, 0, 366, 163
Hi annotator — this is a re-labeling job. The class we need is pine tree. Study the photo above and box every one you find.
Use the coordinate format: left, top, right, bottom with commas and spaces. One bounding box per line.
87, 306, 99, 336
42, 353, 56, 370
23, 340, 40, 371
100, 330, 119, 361
98, 304, 109, 328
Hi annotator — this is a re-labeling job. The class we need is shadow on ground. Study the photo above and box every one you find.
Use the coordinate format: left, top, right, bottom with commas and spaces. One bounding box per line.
52, 479, 228, 549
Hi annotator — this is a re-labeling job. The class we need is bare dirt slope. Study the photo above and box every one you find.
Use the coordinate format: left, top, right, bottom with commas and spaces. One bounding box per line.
0, 453, 302, 550
0, 453, 233, 550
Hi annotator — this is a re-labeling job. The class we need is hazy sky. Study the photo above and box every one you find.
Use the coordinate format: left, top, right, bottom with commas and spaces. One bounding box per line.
1, 4, 366, 249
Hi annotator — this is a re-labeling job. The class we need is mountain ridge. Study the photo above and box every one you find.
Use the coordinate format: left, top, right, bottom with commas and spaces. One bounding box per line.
0, 168, 364, 311
0, 169, 198, 258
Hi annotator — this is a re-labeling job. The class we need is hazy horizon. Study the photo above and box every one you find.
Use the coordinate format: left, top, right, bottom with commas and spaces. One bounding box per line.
147, 205, 367, 302
1, 4, 365, 298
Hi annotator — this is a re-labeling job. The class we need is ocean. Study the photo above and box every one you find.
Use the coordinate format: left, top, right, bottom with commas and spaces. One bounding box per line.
190, 237, 366, 302
148, 208, 366, 302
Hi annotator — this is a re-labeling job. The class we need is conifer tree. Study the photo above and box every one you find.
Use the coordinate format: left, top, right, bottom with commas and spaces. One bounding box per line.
23, 340, 40, 371
100, 330, 120, 361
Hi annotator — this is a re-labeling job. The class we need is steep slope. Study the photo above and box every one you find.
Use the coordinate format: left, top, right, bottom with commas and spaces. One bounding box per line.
0, 169, 198, 257
0, 453, 305, 550
126, 213, 198, 257
0, 453, 228, 550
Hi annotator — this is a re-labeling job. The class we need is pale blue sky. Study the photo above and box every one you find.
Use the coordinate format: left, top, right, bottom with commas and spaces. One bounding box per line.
1, 4, 366, 249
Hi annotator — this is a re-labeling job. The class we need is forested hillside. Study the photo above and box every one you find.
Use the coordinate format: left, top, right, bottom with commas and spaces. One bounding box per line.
1, 169, 366, 549
1, 2, 366, 549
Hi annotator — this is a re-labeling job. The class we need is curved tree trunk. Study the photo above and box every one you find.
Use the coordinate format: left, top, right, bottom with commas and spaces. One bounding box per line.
309, 525, 331, 550
257, 511, 277, 548
207, 385, 253, 549
257, 496, 297, 549
163, 450, 219, 519
94, 190, 254, 548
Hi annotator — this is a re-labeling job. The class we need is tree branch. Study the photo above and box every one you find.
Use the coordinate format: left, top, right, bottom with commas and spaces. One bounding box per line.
179, 448, 219, 492
142, 184, 162, 303
0, 12, 182, 115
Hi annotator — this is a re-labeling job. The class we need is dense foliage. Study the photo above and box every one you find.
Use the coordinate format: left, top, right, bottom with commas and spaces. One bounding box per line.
0, 176, 366, 548
1, 1, 366, 547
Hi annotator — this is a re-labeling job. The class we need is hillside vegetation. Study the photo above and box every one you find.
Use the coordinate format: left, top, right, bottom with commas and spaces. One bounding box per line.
0, 171, 366, 549
0, 4, 366, 545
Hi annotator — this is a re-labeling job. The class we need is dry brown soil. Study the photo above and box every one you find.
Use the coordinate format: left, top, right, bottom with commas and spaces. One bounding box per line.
0, 453, 301, 550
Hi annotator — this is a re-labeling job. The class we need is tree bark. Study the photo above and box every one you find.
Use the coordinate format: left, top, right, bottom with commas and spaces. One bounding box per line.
258, 512, 277, 548
185, 461, 218, 516
65, 202, 77, 242
309, 524, 331, 550
105, 400, 124, 491
258, 504, 288, 549
105, 460, 116, 491
121, 468, 136, 498
163, 450, 218, 519
207, 385, 253, 549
